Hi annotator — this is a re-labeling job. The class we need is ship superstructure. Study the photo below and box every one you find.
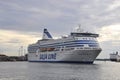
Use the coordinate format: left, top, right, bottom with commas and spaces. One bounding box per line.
28, 27, 102, 63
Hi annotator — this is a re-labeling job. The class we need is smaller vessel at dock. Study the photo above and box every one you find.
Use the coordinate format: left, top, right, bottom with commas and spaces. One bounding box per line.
110, 52, 120, 62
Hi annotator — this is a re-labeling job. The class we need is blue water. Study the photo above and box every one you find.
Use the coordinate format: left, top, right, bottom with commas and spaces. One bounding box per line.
0, 61, 120, 80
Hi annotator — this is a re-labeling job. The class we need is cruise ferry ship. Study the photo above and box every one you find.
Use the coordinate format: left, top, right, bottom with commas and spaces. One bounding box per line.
28, 27, 102, 63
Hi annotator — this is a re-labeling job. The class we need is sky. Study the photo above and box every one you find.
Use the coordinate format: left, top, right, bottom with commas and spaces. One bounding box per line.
0, 0, 120, 58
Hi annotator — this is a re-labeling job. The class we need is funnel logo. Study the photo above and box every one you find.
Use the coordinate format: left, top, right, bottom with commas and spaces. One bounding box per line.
42, 29, 52, 39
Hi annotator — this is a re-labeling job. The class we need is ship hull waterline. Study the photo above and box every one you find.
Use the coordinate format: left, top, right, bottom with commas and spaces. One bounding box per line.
28, 49, 102, 64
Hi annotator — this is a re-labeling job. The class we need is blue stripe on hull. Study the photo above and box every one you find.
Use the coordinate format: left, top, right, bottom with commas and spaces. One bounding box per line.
28, 61, 93, 64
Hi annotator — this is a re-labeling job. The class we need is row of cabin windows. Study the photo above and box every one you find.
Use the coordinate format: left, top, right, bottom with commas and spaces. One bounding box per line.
39, 41, 98, 50
39, 44, 97, 52
28, 44, 98, 53
39, 47, 75, 52
75, 37, 96, 40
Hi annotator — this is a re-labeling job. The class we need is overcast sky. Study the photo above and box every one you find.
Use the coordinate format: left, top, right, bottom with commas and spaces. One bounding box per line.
0, 0, 120, 58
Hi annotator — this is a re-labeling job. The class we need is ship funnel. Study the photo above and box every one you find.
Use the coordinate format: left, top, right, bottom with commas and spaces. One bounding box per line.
42, 28, 53, 39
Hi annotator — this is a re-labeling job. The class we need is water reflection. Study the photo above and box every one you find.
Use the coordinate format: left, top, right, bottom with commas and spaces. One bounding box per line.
28, 62, 102, 80
0, 61, 120, 80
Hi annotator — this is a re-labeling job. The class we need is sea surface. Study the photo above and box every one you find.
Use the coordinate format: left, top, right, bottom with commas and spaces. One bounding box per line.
0, 61, 120, 80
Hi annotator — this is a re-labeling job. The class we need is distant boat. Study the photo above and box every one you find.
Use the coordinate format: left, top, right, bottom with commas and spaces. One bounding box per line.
110, 52, 120, 62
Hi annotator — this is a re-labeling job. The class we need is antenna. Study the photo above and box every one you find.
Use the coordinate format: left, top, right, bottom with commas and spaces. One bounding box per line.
76, 24, 84, 32
18, 46, 24, 56
78, 24, 81, 28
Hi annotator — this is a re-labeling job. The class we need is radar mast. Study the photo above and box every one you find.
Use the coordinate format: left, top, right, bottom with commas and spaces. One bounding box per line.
76, 24, 84, 33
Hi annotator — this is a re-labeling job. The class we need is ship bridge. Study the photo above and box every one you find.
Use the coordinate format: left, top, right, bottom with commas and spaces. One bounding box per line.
71, 33, 99, 38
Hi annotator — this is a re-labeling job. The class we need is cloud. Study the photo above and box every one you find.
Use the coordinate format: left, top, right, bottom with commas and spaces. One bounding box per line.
108, 0, 120, 11
98, 24, 120, 42
0, 0, 120, 57
0, 30, 40, 43
0, 0, 119, 33
0, 29, 41, 56
97, 24, 120, 58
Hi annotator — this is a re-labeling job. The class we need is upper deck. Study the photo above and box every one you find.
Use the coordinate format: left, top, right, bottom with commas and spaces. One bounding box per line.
71, 32, 99, 37
28, 28, 101, 53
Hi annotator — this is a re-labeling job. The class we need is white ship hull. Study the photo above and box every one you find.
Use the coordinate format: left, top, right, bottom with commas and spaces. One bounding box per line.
28, 49, 101, 63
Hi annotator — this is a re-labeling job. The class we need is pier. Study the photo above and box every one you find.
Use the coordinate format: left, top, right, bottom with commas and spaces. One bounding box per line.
0, 54, 28, 61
